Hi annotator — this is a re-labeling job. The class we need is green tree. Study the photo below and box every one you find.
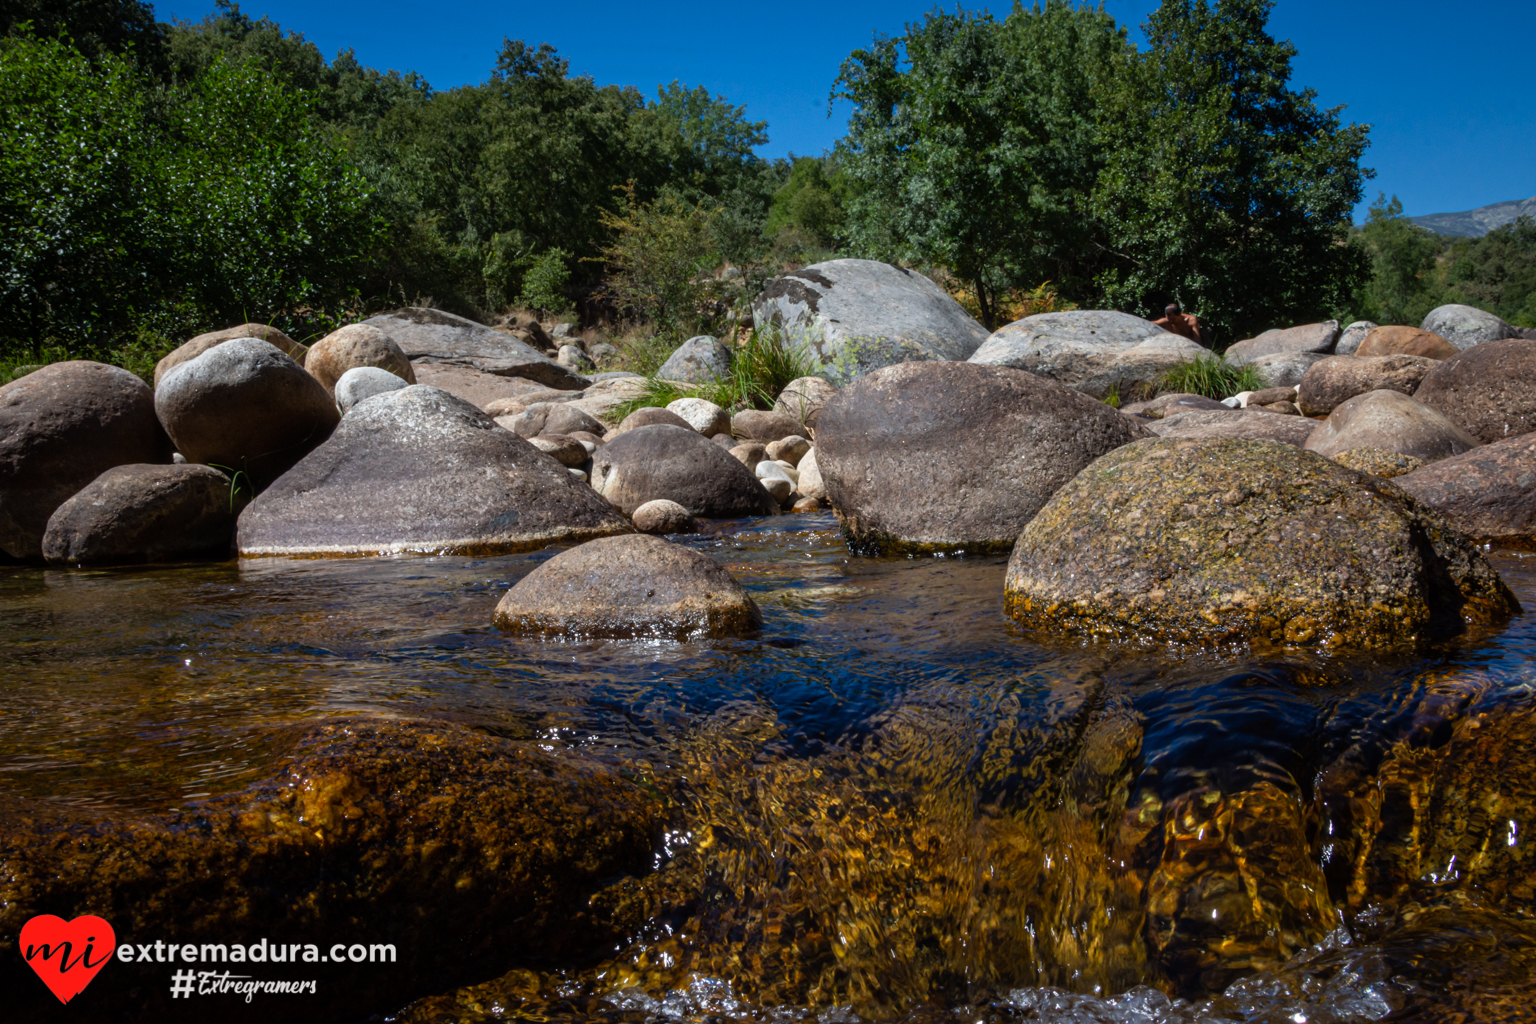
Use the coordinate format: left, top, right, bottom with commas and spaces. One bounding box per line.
1442, 216, 1536, 328
1353, 193, 1444, 326
595, 184, 724, 340
0, 0, 166, 72
1090, 0, 1372, 345
766, 155, 845, 249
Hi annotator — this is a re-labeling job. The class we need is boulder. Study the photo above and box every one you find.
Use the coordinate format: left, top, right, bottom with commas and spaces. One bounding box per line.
816, 361, 1150, 554
732, 409, 802, 443
484, 388, 586, 418
1304, 389, 1478, 464
1224, 321, 1340, 364
550, 323, 576, 340
1422, 303, 1517, 349
363, 307, 586, 389
153, 323, 303, 387
795, 447, 826, 503
711, 432, 736, 448
1335, 320, 1377, 356
41, 463, 240, 565
968, 310, 1204, 395
1147, 408, 1316, 446
632, 499, 697, 535
236, 386, 630, 556
590, 425, 778, 518
1003, 437, 1518, 647
1331, 446, 1423, 479
666, 397, 731, 437
304, 323, 415, 394
755, 461, 794, 505
564, 375, 650, 428
498, 402, 606, 439
616, 406, 694, 435
754, 259, 989, 383
728, 442, 768, 471
1395, 433, 1536, 548
568, 430, 605, 450
1246, 350, 1327, 388
656, 335, 734, 383
409, 362, 552, 411
0, 361, 174, 559
556, 344, 594, 373
1295, 354, 1439, 416
528, 433, 588, 467
765, 435, 811, 466
493, 534, 760, 638
588, 342, 618, 361
155, 339, 340, 491
772, 376, 838, 430
1245, 386, 1298, 406
1411, 338, 1536, 444
1356, 326, 1459, 360
335, 366, 411, 413
1120, 392, 1229, 419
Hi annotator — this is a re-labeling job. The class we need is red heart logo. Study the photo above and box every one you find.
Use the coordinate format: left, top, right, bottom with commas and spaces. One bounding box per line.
19, 914, 116, 1004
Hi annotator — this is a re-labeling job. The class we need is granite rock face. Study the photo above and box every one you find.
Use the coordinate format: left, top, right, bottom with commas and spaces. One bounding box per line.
237, 386, 629, 556
1224, 321, 1339, 364
968, 310, 1204, 395
364, 307, 586, 389
0, 361, 174, 559
1246, 350, 1328, 389
1395, 433, 1536, 548
1004, 437, 1518, 647
493, 534, 761, 638
1421, 303, 1517, 349
1356, 326, 1459, 360
1411, 338, 1536, 444
1147, 408, 1316, 446
1304, 389, 1478, 464
816, 361, 1150, 554
1295, 354, 1438, 416
1335, 320, 1377, 356
656, 335, 734, 383
409, 362, 552, 411
41, 463, 240, 565
754, 259, 989, 383
590, 424, 778, 518
303, 323, 416, 394
335, 366, 410, 413
153, 323, 303, 386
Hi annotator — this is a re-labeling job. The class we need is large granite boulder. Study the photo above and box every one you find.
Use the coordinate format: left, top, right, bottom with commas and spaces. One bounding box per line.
303, 323, 415, 394
1335, 320, 1377, 356
493, 534, 761, 639
1295, 354, 1438, 416
363, 307, 586, 389
1304, 389, 1478, 464
753, 259, 989, 383
1246, 350, 1328, 388
1395, 434, 1536, 548
1224, 321, 1339, 364
155, 338, 340, 491
1422, 303, 1518, 349
1003, 437, 1518, 647
656, 335, 734, 383
409, 362, 552, 411
772, 376, 838, 431
237, 386, 630, 556
1147, 408, 1316, 446
968, 310, 1205, 395
41, 463, 240, 565
0, 361, 174, 559
1411, 338, 1536, 444
153, 323, 303, 387
1356, 326, 1459, 360
589, 424, 778, 518
815, 361, 1149, 554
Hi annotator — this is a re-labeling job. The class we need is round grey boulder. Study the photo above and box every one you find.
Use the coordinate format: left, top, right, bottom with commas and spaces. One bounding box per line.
493, 534, 760, 638
529, 433, 589, 467
1224, 321, 1340, 364
499, 402, 606, 439
656, 335, 733, 383
1422, 303, 1517, 349
795, 448, 826, 504
557, 344, 595, 372
42, 463, 240, 565
1411, 338, 1536, 444
616, 406, 695, 435
153, 323, 302, 387
1304, 389, 1478, 464
336, 366, 411, 413
1334, 320, 1378, 356
590, 424, 779, 518
1245, 350, 1328, 389
765, 435, 810, 466
632, 499, 697, 535
968, 310, 1204, 396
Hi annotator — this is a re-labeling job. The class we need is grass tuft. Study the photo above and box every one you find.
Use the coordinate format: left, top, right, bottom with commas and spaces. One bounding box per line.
1160, 354, 1264, 400
611, 326, 820, 424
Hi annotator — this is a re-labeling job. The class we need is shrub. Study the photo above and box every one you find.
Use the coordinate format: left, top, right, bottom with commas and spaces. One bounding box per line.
516, 248, 574, 317
1160, 354, 1263, 399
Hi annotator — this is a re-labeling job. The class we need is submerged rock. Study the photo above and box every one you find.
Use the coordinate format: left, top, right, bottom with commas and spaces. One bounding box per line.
153, 322, 303, 387
591, 424, 778, 517
1395, 433, 1536, 547
1411, 338, 1536, 444
493, 534, 761, 638
1004, 437, 1517, 647
1304, 389, 1478, 464
969, 310, 1204, 395
817, 361, 1149, 554
237, 386, 629, 556
304, 323, 416, 394
42, 463, 240, 565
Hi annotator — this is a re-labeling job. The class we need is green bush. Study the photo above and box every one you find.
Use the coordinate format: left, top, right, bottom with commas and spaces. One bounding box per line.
517, 248, 574, 317
1160, 354, 1263, 399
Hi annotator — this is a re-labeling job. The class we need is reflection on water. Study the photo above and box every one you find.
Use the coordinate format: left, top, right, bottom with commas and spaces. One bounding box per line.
4, 513, 1536, 1019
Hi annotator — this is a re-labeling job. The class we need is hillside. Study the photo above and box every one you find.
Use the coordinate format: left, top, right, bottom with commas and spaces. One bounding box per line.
1412, 195, 1536, 237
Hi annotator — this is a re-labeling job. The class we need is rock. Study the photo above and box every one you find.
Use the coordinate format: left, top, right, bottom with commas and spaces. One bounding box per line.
968, 310, 1204, 395
0, 361, 173, 559
617, 406, 695, 435
1003, 437, 1518, 647
1395, 433, 1536, 547
484, 388, 586, 418
765, 435, 811, 466
754, 259, 989, 383
1411, 338, 1536, 444
728, 442, 768, 471
550, 323, 576, 340
772, 376, 839, 431
1356, 326, 1460, 360
557, 344, 595, 372
1147, 408, 1316, 446
590, 425, 779, 518
795, 447, 826, 503
1335, 320, 1377, 356
1295, 354, 1438, 416
1224, 321, 1340, 364
711, 432, 736, 448
304, 323, 416, 394
498, 402, 606, 439
732, 409, 802, 443
335, 366, 411, 413
1258, 400, 1300, 415
656, 335, 733, 383
790, 497, 821, 513
756, 461, 794, 505
1246, 350, 1327, 388
411, 362, 552, 411
363, 307, 586, 389
665, 397, 730, 437
631, 498, 697, 535
1119, 393, 1229, 419
236, 386, 630, 556
1304, 389, 1478, 464
568, 430, 605, 450
529, 433, 588, 467
817, 361, 1150, 554
565, 375, 650, 428
1422, 303, 1517, 349
153, 323, 303, 387
41, 463, 240, 565
155, 339, 340, 491
1330, 446, 1423, 479
1246, 386, 1298, 406
493, 534, 760, 638
588, 342, 618, 361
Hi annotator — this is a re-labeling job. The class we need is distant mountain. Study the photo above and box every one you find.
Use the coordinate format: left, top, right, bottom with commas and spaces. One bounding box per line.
1411, 195, 1536, 238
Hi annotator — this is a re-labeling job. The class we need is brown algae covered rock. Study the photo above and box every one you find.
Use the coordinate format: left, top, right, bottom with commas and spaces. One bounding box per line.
1395, 432, 1536, 548
1004, 437, 1518, 647
494, 534, 761, 638
1330, 446, 1423, 479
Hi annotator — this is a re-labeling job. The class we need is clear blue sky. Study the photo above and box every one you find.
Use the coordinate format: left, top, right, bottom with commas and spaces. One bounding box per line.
163, 0, 1535, 221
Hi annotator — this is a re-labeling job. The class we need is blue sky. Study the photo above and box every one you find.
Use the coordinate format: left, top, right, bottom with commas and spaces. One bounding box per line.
163, 0, 1535, 220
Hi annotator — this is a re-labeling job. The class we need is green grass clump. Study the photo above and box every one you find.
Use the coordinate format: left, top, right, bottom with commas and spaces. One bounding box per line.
611, 326, 820, 423
1160, 354, 1264, 400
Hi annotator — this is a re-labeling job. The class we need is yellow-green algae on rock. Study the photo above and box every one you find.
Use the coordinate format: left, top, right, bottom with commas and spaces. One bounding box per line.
1004, 437, 1519, 647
